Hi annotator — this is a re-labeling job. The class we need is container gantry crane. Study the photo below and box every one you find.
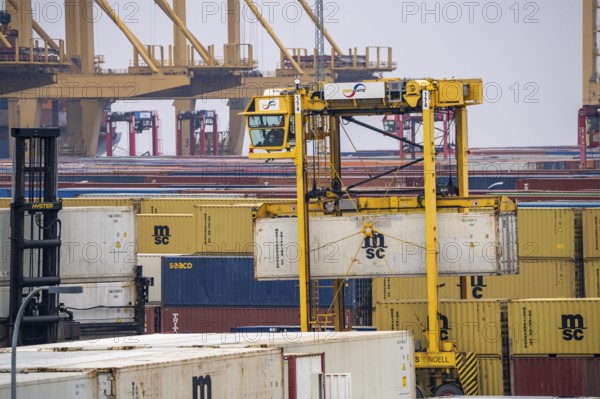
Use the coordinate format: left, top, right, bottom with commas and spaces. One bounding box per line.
580, 0, 600, 168
242, 77, 519, 396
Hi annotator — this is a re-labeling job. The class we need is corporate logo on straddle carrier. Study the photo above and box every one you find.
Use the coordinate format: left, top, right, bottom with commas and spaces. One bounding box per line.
343, 83, 367, 98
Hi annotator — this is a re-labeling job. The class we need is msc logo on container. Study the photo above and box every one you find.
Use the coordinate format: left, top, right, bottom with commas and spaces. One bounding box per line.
559, 314, 586, 341
362, 232, 387, 259
440, 314, 450, 341
192, 375, 212, 399
153, 225, 171, 245
470, 276, 488, 299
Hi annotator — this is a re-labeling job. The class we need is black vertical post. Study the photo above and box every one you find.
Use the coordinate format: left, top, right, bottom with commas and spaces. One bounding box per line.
8, 128, 62, 345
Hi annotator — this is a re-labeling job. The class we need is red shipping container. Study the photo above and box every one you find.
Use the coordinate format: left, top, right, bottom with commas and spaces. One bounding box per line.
144, 305, 161, 334
516, 178, 600, 191
160, 307, 302, 334
160, 307, 356, 334
511, 357, 600, 396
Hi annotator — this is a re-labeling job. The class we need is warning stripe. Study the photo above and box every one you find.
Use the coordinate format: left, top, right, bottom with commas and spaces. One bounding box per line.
456, 352, 478, 395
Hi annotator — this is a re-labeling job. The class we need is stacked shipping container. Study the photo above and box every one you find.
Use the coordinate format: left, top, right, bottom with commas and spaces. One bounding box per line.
508, 208, 600, 396
135, 198, 357, 333
372, 299, 507, 395
507, 298, 600, 396
0, 206, 140, 344
583, 208, 600, 297
371, 207, 592, 395
4, 331, 416, 399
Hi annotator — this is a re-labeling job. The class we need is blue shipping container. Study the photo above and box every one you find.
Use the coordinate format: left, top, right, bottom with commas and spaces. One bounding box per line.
161, 256, 353, 307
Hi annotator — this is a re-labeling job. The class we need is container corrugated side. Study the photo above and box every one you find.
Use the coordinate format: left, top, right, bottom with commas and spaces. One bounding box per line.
161, 306, 301, 333
140, 197, 290, 214
477, 356, 505, 396
231, 331, 415, 399
584, 259, 600, 297
60, 281, 137, 324
372, 276, 461, 301
518, 208, 575, 259
284, 353, 324, 399
194, 204, 258, 253
507, 298, 600, 355
0, 347, 285, 398
2, 331, 413, 399
136, 214, 196, 254
583, 208, 600, 259
0, 281, 136, 322
373, 300, 504, 355
144, 305, 161, 334
161, 256, 352, 307
62, 198, 137, 208
511, 357, 600, 396
160, 306, 354, 334
0, 207, 136, 283
465, 260, 577, 299
256, 211, 518, 279
0, 372, 97, 398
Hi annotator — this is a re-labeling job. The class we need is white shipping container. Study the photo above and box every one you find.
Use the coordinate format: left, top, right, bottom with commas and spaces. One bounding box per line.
0, 281, 137, 323
254, 211, 518, 279
324, 373, 352, 399
137, 254, 182, 304
0, 346, 284, 398
20, 331, 415, 399
0, 372, 97, 399
284, 353, 324, 399
0, 207, 137, 283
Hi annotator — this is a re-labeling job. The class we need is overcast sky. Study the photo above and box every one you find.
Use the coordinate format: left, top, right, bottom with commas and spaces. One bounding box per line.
33, 1, 580, 155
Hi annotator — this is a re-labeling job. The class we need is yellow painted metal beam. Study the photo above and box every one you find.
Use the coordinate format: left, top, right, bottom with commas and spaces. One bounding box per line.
455, 106, 469, 196
292, 93, 311, 331
94, 0, 160, 73
154, 0, 212, 65
1, 74, 190, 99
243, 0, 305, 75
296, 0, 344, 55
7, 0, 81, 70
254, 196, 515, 219
415, 351, 457, 369
422, 85, 440, 354
7, 0, 33, 45
0, 33, 11, 48
583, 0, 596, 104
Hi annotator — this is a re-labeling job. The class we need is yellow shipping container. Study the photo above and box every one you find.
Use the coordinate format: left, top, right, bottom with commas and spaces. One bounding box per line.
63, 198, 137, 208
583, 208, 600, 259
507, 298, 600, 355
141, 198, 290, 214
518, 208, 575, 259
465, 260, 577, 299
584, 260, 600, 297
0, 198, 10, 208
136, 214, 196, 254
477, 356, 505, 395
373, 300, 504, 355
195, 204, 258, 254
373, 276, 461, 302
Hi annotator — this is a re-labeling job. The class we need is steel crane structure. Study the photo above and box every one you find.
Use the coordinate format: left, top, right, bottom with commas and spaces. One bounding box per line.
242, 78, 518, 396
0, 0, 395, 157
580, 0, 600, 168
